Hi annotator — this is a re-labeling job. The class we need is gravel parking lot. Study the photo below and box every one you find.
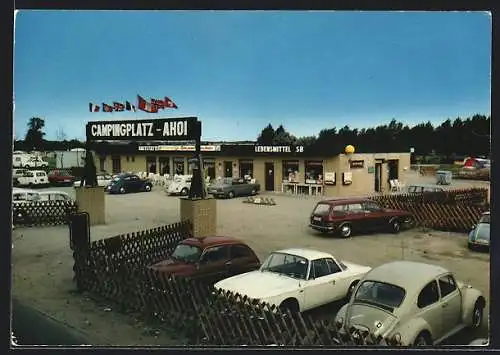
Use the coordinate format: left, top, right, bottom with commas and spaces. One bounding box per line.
12, 174, 490, 346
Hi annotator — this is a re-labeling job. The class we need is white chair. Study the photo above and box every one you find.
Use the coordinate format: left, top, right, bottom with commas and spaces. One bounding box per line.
395, 180, 406, 192
389, 179, 398, 192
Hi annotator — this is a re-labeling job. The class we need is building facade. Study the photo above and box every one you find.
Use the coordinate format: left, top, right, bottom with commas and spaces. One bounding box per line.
92, 142, 411, 197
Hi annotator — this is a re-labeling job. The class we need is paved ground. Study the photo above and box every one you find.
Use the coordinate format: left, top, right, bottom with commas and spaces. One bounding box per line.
11, 172, 490, 346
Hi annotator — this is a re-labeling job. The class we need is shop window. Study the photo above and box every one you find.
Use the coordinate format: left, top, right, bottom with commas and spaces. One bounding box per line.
99, 156, 106, 172
130, 155, 135, 162
224, 161, 233, 178
203, 158, 216, 180
282, 160, 299, 183
305, 160, 324, 184
111, 156, 121, 174
146, 156, 157, 174
174, 157, 185, 175
239, 160, 254, 181
159, 157, 170, 176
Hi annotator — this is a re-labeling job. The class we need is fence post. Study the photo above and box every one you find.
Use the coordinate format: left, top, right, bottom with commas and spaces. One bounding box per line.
69, 212, 91, 292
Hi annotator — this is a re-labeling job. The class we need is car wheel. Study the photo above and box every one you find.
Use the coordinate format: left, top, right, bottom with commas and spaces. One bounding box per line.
403, 216, 416, 229
390, 219, 401, 234
471, 301, 484, 329
119, 187, 126, 194
339, 224, 352, 238
144, 184, 152, 192
279, 299, 300, 315
228, 191, 235, 199
181, 188, 188, 196
413, 331, 431, 346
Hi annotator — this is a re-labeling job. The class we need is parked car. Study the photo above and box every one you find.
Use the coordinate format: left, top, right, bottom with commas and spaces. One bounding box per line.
13, 168, 28, 179
12, 154, 49, 168
208, 177, 260, 199
334, 260, 486, 346
166, 175, 192, 196
47, 169, 74, 186
468, 212, 490, 251
38, 190, 74, 202
309, 198, 414, 238
12, 188, 41, 205
214, 248, 371, 313
148, 236, 261, 283
74, 173, 113, 188
106, 173, 153, 194
17, 170, 49, 187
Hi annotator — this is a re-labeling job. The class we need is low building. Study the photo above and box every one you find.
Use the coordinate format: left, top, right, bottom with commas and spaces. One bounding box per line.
91, 141, 411, 197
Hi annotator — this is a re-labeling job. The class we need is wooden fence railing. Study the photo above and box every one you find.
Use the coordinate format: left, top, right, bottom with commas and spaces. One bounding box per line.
72, 221, 396, 346
370, 189, 488, 232
13, 200, 78, 227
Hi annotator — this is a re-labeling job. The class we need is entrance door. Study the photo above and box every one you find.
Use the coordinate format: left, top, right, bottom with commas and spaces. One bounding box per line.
265, 162, 275, 191
112, 156, 121, 174
374, 162, 382, 192
224, 161, 233, 178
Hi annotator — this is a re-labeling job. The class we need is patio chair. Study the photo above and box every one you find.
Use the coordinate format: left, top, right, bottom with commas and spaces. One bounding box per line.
389, 179, 398, 192
395, 180, 406, 192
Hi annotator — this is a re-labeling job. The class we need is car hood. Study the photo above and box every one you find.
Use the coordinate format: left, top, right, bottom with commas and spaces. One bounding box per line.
148, 258, 196, 276
214, 270, 300, 299
345, 302, 398, 335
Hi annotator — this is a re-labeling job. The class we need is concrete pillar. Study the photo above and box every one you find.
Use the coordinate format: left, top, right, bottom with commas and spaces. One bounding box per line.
180, 197, 217, 237
169, 157, 174, 176
75, 186, 106, 225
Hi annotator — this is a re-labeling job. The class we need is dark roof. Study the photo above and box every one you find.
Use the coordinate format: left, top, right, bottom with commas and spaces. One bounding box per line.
319, 198, 372, 205
182, 236, 243, 248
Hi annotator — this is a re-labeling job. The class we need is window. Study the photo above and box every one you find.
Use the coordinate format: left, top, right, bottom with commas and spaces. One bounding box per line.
36, 172, 45, 177
355, 281, 406, 309
99, 157, 106, 172
130, 175, 140, 181
239, 160, 254, 181
331, 204, 347, 216
24, 172, 34, 177
112, 157, 121, 174
325, 258, 342, 274
159, 157, 170, 176
174, 158, 185, 175
347, 203, 363, 213
313, 203, 331, 214
311, 258, 332, 278
305, 161, 324, 184
417, 280, 440, 308
438, 275, 457, 298
146, 156, 157, 174
230, 244, 254, 259
282, 160, 300, 183
200, 245, 230, 263
364, 201, 382, 212
203, 158, 216, 180
171, 244, 202, 263
260, 252, 308, 280
15, 157, 21, 162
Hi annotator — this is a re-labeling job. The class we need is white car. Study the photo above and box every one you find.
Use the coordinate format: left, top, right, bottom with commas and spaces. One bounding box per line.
74, 173, 113, 188
17, 170, 48, 187
38, 190, 74, 202
12, 188, 41, 205
214, 248, 372, 313
166, 175, 192, 195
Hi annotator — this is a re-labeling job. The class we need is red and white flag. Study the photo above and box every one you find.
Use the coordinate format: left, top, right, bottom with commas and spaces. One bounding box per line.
164, 96, 178, 109
102, 103, 114, 112
137, 95, 158, 113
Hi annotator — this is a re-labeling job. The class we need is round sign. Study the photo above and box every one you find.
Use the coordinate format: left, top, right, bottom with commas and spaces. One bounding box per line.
345, 145, 355, 154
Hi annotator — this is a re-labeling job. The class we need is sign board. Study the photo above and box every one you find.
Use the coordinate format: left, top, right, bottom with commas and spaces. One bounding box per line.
349, 160, 365, 169
254, 145, 304, 153
410, 147, 415, 153
368, 166, 375, 174
86, 117, 198, 141
138, 144, 221, 152
324, 172, 336, 185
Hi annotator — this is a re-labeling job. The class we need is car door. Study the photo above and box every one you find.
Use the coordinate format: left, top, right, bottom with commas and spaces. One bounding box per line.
303, 258, 340, 310
129, 175, 142, 191
362, 201, 386, 231
197, 245, 231, 283
437, 274, 462, 332
122, 176, 134, 191
415, 280, 444, 342
345, 203, 368, 232
227, 244, 261, 276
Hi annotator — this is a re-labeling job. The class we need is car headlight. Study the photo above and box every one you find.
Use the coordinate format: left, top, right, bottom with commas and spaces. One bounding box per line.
335, 317, 344, 328
391, 332, 402, 345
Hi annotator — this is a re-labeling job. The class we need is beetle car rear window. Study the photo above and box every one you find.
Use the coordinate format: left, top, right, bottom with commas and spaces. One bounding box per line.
354, 280, 406, 310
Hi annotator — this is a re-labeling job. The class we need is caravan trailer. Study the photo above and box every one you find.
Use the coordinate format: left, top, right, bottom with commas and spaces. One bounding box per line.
12, 153, 49, 168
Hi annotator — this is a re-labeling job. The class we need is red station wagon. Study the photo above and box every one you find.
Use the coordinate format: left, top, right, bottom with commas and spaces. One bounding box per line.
309, 198, 414, 238
148, 236, 261, 283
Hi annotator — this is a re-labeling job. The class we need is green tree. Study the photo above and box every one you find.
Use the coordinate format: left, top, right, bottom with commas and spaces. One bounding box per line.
24, 117, 46, 151
256, 124, 276, 145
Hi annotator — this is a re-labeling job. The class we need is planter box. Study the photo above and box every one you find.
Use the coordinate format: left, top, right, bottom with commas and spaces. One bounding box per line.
74, 186, 106, 226
180, 197, 216, 237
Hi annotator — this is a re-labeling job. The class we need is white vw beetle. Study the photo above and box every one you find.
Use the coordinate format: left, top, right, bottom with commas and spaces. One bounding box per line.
166, 175, 192, 196
334, 261, 486, 346
214, 248, 371, 313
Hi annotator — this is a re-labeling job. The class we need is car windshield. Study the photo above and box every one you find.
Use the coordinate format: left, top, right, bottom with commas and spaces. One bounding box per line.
475, 223, 490, 241
354, 280, 406, 311
171, 244, 202, 263
313, 203, 331, 215
479, 214, 490, 224
260, 252, 309, 280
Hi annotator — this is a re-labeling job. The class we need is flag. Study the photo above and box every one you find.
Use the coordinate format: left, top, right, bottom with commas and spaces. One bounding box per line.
113, 102, 125, 112
151, 98, 165, 110
137, 95, 158, 113
164, 96, 178, 109
89, 103, 100, 112
102, 103, 114, 112
125, 101, 136, 112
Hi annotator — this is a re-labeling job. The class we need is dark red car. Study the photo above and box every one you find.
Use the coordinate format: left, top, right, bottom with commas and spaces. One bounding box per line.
148, 236, 261, 283
309, 198, 414, 238
47, 170, 74, 186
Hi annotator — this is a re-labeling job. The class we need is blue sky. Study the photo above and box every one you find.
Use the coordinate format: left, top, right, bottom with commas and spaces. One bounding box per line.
14, 11, 491, 141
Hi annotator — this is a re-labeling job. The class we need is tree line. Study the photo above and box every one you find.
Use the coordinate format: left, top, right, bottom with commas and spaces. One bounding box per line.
14, 115, 490, 159
257, 114, 490, 158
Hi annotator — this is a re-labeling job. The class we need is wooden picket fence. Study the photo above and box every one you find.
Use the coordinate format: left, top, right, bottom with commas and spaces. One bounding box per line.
72, 221, 396, 346
13, 200, 78, 227
370, 189, 488, 232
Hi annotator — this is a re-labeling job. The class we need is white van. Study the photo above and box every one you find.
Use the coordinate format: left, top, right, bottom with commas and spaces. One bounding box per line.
13, 154, 49, 168
17, 170, 49, 187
